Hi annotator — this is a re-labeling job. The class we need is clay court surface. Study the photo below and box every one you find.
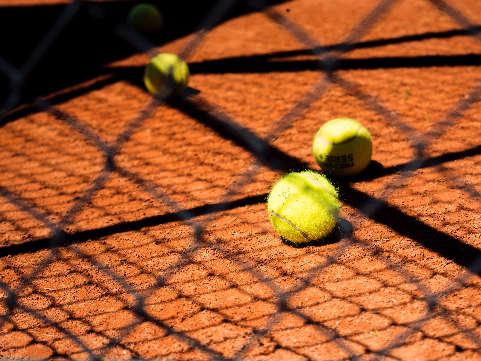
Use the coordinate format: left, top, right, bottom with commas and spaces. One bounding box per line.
1, 0, 481, 359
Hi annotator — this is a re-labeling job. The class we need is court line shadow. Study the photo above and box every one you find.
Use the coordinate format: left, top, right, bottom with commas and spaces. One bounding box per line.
0, 193, 267, 259
349, 145, 481, 182
188, 52, 481, 74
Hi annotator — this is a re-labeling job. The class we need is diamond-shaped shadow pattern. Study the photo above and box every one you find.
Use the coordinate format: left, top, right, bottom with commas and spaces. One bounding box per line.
0, 0, 481, 359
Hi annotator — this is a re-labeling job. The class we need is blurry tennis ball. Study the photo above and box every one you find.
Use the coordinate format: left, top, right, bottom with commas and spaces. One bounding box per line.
127, 3, 163, 34
267, 170, 340, 244
312, 118, 372, 177
144, 53, 190, 96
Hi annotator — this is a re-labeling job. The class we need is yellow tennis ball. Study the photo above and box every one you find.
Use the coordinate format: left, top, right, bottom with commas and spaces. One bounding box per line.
127, 3, 163, 34
267, 171, 340, 244
312, 118, 372, 177
144, 53, 190, 96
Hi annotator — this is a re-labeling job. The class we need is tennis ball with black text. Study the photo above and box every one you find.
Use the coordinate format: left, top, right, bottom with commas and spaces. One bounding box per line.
144, 53, 190, 97
127, 3, 163, 34
267, 170, 340, 244
312, 118, 372, 177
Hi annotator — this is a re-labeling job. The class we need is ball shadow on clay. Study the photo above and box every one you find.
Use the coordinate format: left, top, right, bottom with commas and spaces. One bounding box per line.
281, 218, 353, 248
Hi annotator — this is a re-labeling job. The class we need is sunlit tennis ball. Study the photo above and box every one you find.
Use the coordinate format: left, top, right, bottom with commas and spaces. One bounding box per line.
144, 53, 190, 96
312, 118, 373, 177
127, 3, 163, 34
267, 170, 340, 244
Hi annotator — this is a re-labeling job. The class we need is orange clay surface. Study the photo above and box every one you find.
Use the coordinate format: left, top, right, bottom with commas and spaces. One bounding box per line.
1, 0, 481, 360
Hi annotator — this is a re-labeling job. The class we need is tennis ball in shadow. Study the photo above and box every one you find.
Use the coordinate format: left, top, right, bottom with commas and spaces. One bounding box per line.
127, 3, 163, 34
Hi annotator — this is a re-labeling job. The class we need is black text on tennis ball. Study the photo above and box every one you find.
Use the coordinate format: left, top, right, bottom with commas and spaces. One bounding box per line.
144, 53, 190, 97
127, 3, 163, 34
312, 118, 373, 177
267, 171, 340, 244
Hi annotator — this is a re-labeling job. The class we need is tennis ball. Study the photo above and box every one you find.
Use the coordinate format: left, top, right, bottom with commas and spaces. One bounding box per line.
312, 118, 372, 177
127, 3, 163, 34
267, 170, 340, 244
144, 53, 190, 96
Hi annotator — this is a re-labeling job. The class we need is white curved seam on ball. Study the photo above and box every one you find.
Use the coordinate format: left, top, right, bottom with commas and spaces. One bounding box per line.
269, 211, 310, 241
302, 174, 337, 199
317, 126, 363, 145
